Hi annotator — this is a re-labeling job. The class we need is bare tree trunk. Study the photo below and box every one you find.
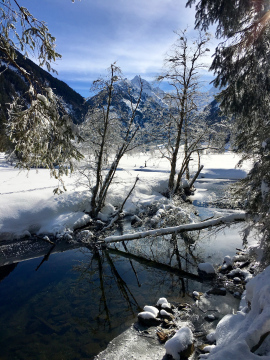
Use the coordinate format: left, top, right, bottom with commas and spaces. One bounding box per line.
168, 125, 181, 193
197, 150, 201, 170
90, 66, 114, 217
168, 103, 186, 193
184, 116, 190, 180
189, 165, 204, 189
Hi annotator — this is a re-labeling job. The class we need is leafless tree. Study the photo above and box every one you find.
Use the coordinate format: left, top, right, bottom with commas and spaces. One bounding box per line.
158, 30, 221, 195
79, 64, 146, 218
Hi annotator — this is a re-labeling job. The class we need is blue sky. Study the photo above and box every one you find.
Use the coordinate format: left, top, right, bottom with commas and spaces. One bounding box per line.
21, 0, 217, 97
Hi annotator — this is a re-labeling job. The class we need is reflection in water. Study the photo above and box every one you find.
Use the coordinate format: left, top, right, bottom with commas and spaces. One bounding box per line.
0, 263, 17, 282
35, 244, 56, 271
0, 240, 209, 360
7, 239, 212, 358
0, 200, 245, 360
122, 240, 141, 287
0, 176, 246, 359
73, 248, 141, 331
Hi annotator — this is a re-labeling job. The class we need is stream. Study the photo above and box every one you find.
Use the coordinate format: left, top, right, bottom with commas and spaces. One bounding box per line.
0, 178, 245, 360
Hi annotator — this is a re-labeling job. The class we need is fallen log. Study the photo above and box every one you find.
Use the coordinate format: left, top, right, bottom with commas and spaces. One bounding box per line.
102, 213, 246, 244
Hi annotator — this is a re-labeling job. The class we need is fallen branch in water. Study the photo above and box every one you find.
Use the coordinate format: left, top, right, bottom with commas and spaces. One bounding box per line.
102, 213, 246, 244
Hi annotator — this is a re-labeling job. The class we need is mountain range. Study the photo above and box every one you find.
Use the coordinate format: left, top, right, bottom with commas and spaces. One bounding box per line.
0, 52, 221, 151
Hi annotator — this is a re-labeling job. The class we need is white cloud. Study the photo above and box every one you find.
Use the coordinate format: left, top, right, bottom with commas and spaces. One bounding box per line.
22, 0, 217, 95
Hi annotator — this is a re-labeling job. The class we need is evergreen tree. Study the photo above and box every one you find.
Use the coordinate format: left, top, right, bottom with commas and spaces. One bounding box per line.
186, 0, 270, 245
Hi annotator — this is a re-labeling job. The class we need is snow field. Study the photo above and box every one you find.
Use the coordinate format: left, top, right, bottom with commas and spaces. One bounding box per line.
0, 150, 250, 241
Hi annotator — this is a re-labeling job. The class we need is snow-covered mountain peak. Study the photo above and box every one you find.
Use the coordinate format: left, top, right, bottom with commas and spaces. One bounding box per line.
129, 76, 167, 106
113, 76, 167, 107
130, 75, 142, 88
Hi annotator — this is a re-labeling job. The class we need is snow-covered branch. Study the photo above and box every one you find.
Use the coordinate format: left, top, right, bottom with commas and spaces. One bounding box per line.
103, 213, 246, 243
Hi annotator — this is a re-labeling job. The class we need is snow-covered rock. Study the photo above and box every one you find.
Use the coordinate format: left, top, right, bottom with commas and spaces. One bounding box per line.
165, 327, 194, 360
206, 314, 216, 321
233, 277, 242, 284
198, 262, 216, 278
143, 305, 159, 317
137, 311, 161, 326
157, 297, 170, 307
192, 290, 201, 299
138, 311, 156, 320
233, 253, 248, 261
202, 344, 216, 353
220, 255, 233, 272
161, 302, 172, 310
160, 309, 172, 319
227, 268, 253, 283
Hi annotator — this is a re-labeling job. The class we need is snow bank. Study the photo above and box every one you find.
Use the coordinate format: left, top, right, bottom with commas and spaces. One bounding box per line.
97, 203, 116, 221
0, 154, 92, 240
0, 188, 91, 240
0, 152, 169, 240
200, 266, 270, 359
37, 212, 90, 235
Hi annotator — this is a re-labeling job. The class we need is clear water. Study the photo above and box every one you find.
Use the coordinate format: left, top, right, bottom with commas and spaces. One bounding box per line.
0, 244, 208, 360
0, 179, 245, 360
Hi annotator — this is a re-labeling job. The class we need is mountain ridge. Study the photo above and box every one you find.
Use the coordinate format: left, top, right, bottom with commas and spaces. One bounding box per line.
0, 53, 221, 151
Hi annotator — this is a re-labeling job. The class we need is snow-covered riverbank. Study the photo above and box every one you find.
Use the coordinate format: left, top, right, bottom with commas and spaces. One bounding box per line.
2, 149, 269, 359
94, 261, 270, 360
0, 150, 249, 241
199, 264, 270, 359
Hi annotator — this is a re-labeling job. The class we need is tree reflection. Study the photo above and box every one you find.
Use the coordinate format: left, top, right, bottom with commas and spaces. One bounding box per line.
73, 231, 204, 333
109, 230, 206, 299
97, 250, 111, 329
0, 263, 18, 283
73, 247, 141, 330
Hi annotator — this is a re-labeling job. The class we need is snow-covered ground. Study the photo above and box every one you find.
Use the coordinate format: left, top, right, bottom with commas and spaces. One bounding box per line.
0, 150, 249, 241
1, 150, 270, 359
